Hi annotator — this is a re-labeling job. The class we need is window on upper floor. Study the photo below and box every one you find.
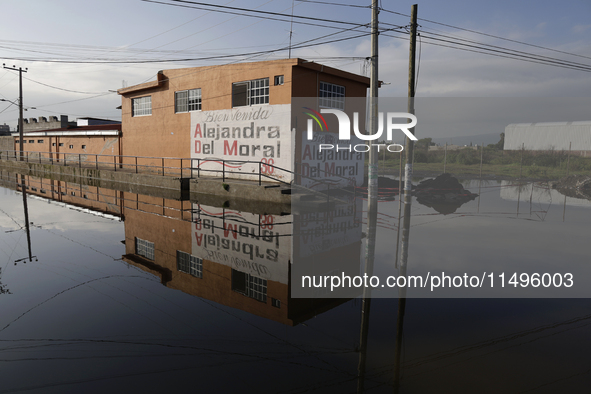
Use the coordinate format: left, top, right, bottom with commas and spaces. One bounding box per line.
132, 96, 152, 117
319, 81, 345, 110
175, 88, 202, 113
232, 77, 269, 107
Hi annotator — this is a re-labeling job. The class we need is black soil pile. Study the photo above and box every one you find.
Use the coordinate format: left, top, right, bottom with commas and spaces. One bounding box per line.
414, 173, 479, 214
550, 175, 591, 201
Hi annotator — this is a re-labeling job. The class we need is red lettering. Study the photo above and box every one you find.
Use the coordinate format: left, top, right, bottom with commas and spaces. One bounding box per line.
302, 145, 312, 160
195, 233, 203, 246
195, 140, 201, 154
224, 140, 237, 155
223, 223, 238, 238
324, 162, 335, 176
194, 123, 202, 138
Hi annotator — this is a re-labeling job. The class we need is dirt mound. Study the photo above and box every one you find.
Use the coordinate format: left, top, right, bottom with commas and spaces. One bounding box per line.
550, 175, 591, 200
414, 173, 479, 214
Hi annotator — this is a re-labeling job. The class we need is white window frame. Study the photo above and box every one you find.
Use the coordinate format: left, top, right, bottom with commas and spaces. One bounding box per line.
135, 237, 155, 260
175, 88, 202, 113
177, 251, 203, 278
319, 81, 345, 110
132, 96, 152, 117
232, 78, 269, 107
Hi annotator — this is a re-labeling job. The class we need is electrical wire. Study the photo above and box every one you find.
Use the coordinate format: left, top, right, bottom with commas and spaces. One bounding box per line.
379, 7, 591, 62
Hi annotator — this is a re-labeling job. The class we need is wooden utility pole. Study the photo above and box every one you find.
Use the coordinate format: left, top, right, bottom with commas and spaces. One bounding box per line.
403, 4, 418, 190
367, 0, 380, 197
3, 64, 27, 160
394, 5, 418, 393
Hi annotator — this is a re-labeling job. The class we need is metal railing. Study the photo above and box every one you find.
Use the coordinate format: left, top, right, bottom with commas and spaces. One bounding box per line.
0, 149, 359, 194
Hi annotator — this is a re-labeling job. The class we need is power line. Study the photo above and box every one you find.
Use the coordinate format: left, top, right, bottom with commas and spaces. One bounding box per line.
418, 30, 591, 71
418, 33, 591, 72
1, 32, 375, 64
142, 0, 368, 30
379, 6, 591, 62
19, 75, 108, 95
381, 32, 591, 73
295, 0, 370, 9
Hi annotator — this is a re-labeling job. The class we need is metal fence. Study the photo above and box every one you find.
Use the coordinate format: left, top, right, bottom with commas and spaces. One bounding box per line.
0, 150, 295, 186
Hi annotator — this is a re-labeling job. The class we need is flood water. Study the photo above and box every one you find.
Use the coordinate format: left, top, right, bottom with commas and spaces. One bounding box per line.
0, 174, 590, 393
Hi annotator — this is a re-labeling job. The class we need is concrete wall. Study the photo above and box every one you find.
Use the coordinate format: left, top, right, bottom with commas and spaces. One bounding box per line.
0, 136, 12, 152
23, 115, 73, 132
14, 135, 121, 164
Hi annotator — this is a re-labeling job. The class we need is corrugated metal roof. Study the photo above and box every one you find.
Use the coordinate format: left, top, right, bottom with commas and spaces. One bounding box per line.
507, 121, 591, 127
504, 122, 591, 151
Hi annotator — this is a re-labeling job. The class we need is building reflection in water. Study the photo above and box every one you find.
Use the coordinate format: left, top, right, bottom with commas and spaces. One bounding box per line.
7, 172, 365, 326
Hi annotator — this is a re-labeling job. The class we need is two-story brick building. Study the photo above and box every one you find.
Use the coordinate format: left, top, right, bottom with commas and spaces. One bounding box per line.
118, 58, 370, 187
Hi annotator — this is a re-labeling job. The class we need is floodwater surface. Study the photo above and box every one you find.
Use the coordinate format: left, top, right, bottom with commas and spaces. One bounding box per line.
0, 177, 590, 393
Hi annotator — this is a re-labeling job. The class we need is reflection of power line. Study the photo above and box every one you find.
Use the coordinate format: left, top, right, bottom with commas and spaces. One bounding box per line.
0, 275, 149, 333
517, 367, 591, 393
366, 311, 591, 382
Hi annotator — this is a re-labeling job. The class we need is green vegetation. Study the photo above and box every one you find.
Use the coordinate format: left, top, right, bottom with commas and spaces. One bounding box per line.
377, 135, 591, 179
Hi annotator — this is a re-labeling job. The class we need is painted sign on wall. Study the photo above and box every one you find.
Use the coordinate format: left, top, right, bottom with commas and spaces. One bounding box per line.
191, 205, 292, 284
191, 104, 293, 182
299, 132, 364, 190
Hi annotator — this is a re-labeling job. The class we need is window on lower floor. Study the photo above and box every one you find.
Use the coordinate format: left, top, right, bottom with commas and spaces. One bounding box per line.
232, 78, 269, 107
319, 81, 345, 110
28, 140, 34, 143
231, 269, 267, 302
135, 237, 155, 260
69, 145, 74, 149
175, 88, 201, 113
37, 140, 44, 143
177, 251, 203, 278
132, 96, 152, 117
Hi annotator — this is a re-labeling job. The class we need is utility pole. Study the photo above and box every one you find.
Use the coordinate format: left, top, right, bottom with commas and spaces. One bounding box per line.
367, 0, 379, 199
3, 64, 27, 161
403, 5, 418, 192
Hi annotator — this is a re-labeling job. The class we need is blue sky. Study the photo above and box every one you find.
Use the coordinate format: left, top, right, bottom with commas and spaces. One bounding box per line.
1, 0, 590, 135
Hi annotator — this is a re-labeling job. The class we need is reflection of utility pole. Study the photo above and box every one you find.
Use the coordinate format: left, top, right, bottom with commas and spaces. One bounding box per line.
357, 4, 379, 391
394, 6, 418, 392
3, 64, 27, 161
19, 175, 35, 263
356, 199, 376, 393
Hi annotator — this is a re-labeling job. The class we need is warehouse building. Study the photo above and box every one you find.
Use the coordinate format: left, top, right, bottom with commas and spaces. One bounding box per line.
504, 121, 591, 156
